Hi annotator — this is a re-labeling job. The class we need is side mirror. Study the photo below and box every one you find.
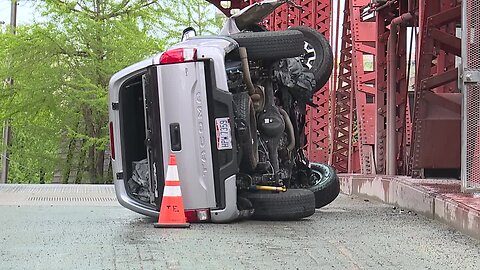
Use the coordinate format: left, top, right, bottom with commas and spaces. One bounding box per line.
181, 27, 196, 41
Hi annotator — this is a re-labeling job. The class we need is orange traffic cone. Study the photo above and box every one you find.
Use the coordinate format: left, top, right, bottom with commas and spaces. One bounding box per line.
154, 154, 190, 228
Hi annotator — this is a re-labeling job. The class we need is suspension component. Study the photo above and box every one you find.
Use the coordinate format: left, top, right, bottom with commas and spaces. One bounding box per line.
251, 185, 287, 192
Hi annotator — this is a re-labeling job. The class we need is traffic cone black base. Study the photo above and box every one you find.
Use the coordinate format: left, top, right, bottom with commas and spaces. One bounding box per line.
154, 222, 191, 228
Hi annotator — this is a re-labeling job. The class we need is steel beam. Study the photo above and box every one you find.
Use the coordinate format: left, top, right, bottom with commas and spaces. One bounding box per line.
331, 0, 355, 173
410, 0, 461, 177
375, 6, 388, 175
349, 0, 377, 174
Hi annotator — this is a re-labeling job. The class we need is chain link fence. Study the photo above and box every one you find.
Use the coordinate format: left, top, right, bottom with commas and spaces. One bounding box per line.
462, 0, 480, 192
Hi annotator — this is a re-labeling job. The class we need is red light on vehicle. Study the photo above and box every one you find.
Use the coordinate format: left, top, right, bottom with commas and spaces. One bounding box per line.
185, 209, 210, 223
159, 48, 197, 64
109, 121, 115, 160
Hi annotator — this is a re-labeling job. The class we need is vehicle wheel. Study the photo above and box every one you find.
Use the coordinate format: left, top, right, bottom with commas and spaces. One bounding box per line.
289, 26, 333, 90
308, 162, 340, 208
233, 92, 259, 171
242, 189, 315, 220
243, 24, 268, 32
229, 30, 305, 61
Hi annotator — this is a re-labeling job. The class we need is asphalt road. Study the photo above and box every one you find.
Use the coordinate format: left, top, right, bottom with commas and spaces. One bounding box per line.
1, 194, 479, 270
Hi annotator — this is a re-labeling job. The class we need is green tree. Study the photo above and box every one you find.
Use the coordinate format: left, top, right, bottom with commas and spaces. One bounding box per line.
0, 24, 71, 183
160, 0, 224, 44
0, 0, 224, 184
1, 1, 158, 184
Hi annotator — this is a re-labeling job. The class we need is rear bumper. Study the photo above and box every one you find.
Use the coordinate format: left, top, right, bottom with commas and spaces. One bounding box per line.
115, 176, 240, 223
211, 175, 240, 222
114, 179, 158, 217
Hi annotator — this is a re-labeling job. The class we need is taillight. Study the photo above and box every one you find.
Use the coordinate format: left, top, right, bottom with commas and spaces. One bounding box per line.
185, 209, 210, 223
160, 48, 197, 64
109, 121, 115, 160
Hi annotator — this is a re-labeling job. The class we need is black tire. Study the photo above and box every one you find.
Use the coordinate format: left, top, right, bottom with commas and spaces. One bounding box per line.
308, 162, 340, 208
243, 24, 268, 32
229, 30, 305, 61
289, 26, 333, 90
233, 92, 259, 171
242, 189, 315, 220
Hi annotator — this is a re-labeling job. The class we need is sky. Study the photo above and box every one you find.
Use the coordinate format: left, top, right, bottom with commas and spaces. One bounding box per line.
0, 0, 36, 26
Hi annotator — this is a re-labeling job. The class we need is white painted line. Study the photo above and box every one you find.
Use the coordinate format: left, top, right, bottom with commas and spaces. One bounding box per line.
163, 186, 182, 197
166, 166, 179, 180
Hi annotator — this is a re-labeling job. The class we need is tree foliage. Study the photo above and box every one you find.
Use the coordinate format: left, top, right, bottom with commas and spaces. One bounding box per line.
159, 0, 224, 44
0, 0, 224, 183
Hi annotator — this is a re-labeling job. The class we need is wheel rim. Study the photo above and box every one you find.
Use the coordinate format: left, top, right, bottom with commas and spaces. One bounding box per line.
309, 171, 322, 186
309, 165, 331, 186
302, 41, 316, 69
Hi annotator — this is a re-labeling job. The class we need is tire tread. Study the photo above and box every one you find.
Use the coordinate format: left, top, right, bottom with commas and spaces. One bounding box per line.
230, 30, 305, 60
242, 189, 315, 220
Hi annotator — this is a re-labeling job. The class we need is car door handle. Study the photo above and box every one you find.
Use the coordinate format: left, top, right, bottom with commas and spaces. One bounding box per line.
169, 123, 182, 151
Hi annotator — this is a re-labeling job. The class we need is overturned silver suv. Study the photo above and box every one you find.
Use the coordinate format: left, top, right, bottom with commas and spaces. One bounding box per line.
108, 0, 339, 223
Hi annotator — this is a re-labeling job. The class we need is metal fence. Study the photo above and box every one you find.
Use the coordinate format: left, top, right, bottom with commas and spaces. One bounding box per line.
462, 0, 480, 192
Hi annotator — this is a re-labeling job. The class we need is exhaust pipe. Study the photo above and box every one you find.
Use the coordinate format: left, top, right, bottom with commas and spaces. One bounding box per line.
239, 47, 256, 96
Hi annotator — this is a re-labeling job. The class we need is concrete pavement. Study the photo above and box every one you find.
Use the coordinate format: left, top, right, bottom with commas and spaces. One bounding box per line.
0, 190, 479, 269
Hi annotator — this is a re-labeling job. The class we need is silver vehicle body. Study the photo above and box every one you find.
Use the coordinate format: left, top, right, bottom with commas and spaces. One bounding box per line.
109, 37, 240, 222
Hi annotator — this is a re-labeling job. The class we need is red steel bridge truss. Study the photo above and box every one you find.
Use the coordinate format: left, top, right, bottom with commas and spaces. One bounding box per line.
208, 0, 478, 191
